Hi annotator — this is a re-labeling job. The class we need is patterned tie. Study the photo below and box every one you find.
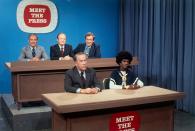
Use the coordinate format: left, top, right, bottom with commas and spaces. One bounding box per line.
84, 46, 90, 56
60, 46, 64, 57
80, 72, 86, 88
32, 47, 36, 57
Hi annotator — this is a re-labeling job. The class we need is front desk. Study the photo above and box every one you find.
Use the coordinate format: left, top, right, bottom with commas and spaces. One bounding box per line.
5, 58, 138, 108
42, 86, 184, 131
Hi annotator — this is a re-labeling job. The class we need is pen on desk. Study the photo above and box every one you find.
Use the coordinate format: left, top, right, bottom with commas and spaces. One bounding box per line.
132, 77, 139, 85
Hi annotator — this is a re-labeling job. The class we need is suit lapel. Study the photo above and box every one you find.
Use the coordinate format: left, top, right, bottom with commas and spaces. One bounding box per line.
85, 68, 91, 87
73, 67, 83, 87
36, 46, 40, 55
89, 44, 95, 57
56, 44, 61, 56
64, 45, 68, 55
36, 46, 42, 57
27, 46, 33, 57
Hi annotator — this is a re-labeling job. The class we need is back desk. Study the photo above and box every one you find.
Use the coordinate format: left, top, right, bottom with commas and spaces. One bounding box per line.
5, 58, 139, 108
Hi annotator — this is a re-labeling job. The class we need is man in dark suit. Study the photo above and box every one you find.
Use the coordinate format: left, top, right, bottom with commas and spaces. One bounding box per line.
50, 33, 73, 60
74, 32, 101, 58
19, 34, 48, 61
64, 52, 102, 94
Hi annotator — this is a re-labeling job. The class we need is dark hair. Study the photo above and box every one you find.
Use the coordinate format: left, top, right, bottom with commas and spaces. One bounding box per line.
57, 32, 66, 39
73, 52, 87, 61
116, 51, 133, 65
85, 32, 95, 40
28, 33, 38, 40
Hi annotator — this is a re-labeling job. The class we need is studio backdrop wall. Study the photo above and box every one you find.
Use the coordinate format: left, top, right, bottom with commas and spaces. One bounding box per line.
0, 0, 120, 93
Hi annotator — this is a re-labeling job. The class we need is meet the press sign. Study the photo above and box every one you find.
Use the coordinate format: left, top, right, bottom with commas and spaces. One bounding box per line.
24, 5, 51, 27
109, 111, 140, 131
17, 0, 58, 33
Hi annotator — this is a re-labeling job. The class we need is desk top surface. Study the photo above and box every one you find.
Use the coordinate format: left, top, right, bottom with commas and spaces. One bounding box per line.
42, 86, 184, 113
5, 58, 138, 72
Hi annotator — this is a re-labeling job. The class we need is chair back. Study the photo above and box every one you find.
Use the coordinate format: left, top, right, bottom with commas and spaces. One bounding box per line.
102, 78, 111, 89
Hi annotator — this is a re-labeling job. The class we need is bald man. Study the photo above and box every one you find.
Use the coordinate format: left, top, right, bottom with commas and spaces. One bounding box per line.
50, 33, 73, 60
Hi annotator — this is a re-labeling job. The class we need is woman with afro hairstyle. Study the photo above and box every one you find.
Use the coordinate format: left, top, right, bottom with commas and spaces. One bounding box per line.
109, 51, 144, 89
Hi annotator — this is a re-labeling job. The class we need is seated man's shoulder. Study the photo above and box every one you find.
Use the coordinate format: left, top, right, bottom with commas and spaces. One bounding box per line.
37, 45, 46, 50
65, 68, 74, 75
22, 46, 28, 50
21, 46, 30, 52
50, 44, 58, 48
93, 43, 100, 47
86, 68, 96, 73
66, 44, 72, 48
76, 43, 85, 47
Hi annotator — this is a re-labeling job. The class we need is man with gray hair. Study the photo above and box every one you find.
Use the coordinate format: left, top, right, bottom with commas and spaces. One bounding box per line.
64, 52, 101, 94
19, 33, 48, 61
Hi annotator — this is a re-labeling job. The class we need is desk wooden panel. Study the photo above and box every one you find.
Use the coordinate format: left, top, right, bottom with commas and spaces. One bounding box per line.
5, 58, 139, 108
42, 86, 184, 131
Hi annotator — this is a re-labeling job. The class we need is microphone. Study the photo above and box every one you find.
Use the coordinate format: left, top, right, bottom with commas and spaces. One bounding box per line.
132, 77, 139, 85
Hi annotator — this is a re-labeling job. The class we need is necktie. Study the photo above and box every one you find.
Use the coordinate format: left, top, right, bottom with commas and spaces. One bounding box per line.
80, 72, 86, 88
84, 46, 90, 56
32, 47, 36, 57
60, 46, 64, 57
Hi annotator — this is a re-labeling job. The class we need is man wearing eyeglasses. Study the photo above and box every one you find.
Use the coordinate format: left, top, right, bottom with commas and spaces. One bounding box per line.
74, 32, 101, 58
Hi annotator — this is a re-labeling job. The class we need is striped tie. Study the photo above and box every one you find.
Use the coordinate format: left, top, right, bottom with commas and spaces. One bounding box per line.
60, 47, 64, 57
84, 46, 90, 56
32, 47, 36, 57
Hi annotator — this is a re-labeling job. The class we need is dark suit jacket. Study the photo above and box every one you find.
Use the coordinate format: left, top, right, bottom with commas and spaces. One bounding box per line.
73, 43, 101, 58
50, 44, 74, 60
64, 67, 102, 93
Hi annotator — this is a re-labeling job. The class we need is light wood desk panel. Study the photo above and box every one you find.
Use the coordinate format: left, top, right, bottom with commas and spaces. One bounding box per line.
42, 86, 184, 131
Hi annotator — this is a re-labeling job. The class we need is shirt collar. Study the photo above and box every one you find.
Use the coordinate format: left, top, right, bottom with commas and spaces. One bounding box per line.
76, 68, 86, 75
30, 46, 36, 50
58, 44, 64, 49
85, 45, 91, 49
